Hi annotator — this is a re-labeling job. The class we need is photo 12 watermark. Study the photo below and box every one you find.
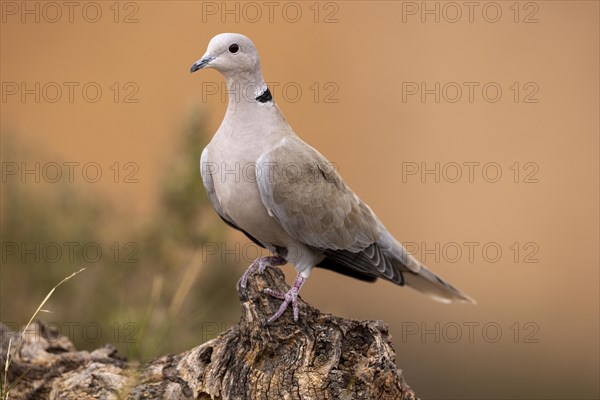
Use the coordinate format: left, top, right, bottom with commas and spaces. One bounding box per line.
1, 320, 228, 345
200, 1, 340, 24
199, 81, 340, 104
201, 160, 340, 185
403, 241, 540, 264
401, 81, 540, 104
2, 161, 140, 184
400, 321, 540, 344
400, 2, 540, 24
1, 241, 140, 264
400, 161, 540, 184
201, 241, 269, 264
1, 82, 140, 104
1, 1, 140, 24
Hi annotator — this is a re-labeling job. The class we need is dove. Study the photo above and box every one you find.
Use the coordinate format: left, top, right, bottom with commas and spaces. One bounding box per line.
191, 33, 475, 323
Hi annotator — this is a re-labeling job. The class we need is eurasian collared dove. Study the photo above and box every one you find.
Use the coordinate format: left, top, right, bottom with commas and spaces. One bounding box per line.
191, 33, 475, 323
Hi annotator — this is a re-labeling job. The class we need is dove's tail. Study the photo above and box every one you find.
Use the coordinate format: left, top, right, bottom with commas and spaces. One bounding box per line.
379, 230, 476, 304
403, 263, 476, 304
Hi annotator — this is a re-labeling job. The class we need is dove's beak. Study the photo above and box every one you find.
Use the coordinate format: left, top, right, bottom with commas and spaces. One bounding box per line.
190, 55, 214, 73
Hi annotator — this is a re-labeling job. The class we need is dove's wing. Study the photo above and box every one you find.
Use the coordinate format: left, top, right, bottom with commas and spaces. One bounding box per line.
256, 136, 411, 283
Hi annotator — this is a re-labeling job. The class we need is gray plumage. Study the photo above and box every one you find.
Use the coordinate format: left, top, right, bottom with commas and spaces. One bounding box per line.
191, 33, 474, 318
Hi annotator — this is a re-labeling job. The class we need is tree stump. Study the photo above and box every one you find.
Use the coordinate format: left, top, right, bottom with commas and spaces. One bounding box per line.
1, 267, 418, 399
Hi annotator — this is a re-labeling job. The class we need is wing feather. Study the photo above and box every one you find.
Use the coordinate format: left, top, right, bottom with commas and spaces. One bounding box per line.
255, 136, 411, 283
256, 136, 379, 252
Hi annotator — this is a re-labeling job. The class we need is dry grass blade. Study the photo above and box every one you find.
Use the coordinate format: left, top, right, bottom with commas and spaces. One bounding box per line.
1, 268, 87, 399
2, 338, 12, 400
18, 268, 87, 349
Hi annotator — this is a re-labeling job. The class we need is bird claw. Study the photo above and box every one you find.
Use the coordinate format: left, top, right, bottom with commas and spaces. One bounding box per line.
265, 286, 300, 323
238, 257, 306, 323
238, 256, 286, 289
263, 288, 285, 299
264, 274, 306, 323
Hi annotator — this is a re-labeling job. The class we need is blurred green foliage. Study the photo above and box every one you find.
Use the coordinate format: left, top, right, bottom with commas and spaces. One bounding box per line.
0, 109, 242, 361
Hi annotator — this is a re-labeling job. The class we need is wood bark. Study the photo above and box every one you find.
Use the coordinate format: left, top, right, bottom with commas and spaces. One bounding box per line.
1, 267, 418, 399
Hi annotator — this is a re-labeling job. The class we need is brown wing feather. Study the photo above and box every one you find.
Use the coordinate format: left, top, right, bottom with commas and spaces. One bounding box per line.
256, 136, 380, 252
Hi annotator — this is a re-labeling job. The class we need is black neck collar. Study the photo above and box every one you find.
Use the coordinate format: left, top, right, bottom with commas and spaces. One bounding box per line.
255, 87, 272, 103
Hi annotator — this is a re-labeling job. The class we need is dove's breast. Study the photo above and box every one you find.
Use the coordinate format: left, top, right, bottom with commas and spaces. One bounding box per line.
206, 117, 293, 250
204, 103, 325, 272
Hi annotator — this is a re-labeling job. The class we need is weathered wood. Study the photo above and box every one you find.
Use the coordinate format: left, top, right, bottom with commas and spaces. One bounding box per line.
1, 267, 418, 399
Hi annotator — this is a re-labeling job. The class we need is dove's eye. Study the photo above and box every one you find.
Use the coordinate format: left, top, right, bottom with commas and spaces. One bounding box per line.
229, 44, 239, 54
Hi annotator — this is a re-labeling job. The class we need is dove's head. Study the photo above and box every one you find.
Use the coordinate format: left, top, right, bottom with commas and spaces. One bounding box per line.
190, 33, 261, 76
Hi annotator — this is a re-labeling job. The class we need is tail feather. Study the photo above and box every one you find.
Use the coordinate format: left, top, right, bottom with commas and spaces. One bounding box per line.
403, 263, 476, 304
379, 230, 476, 304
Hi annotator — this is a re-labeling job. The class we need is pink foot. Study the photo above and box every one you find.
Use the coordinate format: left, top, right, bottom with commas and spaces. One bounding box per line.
238, 256, 286, 289
264, 274, 306, 323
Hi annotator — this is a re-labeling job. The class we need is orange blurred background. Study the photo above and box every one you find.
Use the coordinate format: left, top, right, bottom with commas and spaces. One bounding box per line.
1, 1, 598, 398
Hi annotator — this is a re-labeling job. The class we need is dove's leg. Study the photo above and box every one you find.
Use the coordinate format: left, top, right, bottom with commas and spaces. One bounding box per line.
264, 273, 306, 323
239, 255, 287, 289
